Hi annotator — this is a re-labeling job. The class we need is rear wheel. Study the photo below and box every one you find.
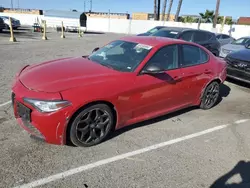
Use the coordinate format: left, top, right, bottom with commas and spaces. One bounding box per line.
69, 104, 114, 147
200, 81, 220, 110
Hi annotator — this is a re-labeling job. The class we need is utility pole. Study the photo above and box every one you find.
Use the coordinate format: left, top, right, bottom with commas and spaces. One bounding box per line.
90, 0, 92, 12
10, 0, 13, 9
213, 0, 221, 28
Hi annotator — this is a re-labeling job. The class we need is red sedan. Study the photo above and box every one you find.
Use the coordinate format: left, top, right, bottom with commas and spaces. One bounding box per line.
12, 36, 227, 147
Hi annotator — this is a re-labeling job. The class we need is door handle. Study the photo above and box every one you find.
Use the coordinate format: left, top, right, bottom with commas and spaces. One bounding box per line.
204, 69, 212, 74
173, 76, 182, 82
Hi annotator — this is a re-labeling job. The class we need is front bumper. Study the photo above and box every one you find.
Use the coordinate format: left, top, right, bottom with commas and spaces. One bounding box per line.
12, 80, 73, 145
227, 66, 250, 84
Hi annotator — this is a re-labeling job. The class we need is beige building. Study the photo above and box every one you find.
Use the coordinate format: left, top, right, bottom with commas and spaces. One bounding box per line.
0, 8, 43, 15
132, 12, 175, 21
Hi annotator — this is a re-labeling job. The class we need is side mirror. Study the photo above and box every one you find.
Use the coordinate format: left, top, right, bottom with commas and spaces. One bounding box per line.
141, 64, 165, 75
92, 47, 100, 53
245, 43, 250, 49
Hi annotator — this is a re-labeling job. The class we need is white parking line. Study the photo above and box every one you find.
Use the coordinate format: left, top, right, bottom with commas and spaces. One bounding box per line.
13, 119, 249, 188
0, 100, 11, 108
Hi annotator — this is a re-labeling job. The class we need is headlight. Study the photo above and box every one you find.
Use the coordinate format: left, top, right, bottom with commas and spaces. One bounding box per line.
24, 98, 71, 113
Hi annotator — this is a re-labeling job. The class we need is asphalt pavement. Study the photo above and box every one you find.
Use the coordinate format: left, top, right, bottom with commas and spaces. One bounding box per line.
0, 28, 250, 188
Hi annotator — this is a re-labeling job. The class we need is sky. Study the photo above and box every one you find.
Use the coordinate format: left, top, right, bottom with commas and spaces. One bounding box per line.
0, 0, 249, 19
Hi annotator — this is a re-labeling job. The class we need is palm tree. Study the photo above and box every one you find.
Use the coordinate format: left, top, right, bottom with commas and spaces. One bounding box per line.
154, 0, 157, 20
174, 0, 183, 22
199, 10, 215, 23
161, 0, 167, 21
166, 0, 173, 21
213, 0, 221, 28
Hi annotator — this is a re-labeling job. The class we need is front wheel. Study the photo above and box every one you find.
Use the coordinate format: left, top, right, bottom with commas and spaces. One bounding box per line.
69, 104, 114, 147
200, 81, 220, 110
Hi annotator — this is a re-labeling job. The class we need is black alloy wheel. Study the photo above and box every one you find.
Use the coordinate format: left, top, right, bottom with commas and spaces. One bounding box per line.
70, 104, 114, 147
200, 81, 220, 110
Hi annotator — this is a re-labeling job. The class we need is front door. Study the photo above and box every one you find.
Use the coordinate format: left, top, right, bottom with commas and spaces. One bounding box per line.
132, 44, 189, 119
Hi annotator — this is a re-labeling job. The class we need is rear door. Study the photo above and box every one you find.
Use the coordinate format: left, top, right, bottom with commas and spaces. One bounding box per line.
220, 34, 231, 46
193, 31, 219, 55
179, 44, 213, 103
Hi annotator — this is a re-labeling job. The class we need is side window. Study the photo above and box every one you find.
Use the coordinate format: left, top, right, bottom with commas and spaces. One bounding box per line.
216, 35, 222, 39
181, 45, 209, 67
222, 34, 230, 39
146, 45, 179, 70
193, 31, 207, 42
180, 31, 193, 41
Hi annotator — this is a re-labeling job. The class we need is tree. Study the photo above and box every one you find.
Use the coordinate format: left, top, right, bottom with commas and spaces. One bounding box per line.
161, 0, 167, 21
225, 17, 233, 25
166, 0, 173, 21
175, 0, 183, 22
154, 0, 157, 20
199, 10, 215, 23
213, 0, 221, 28
181, 16, 194, 23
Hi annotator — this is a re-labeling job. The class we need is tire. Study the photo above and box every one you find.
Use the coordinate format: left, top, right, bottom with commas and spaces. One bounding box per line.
69, 104, 114, 147
0, 29, 2, 33
200, 81, 220, 110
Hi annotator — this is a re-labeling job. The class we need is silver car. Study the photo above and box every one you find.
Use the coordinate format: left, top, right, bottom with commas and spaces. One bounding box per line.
216, 34, 235, 46
219, 36, 250, 58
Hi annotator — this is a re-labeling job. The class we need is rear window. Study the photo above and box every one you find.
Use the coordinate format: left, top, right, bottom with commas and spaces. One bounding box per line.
151, 30, 179, 38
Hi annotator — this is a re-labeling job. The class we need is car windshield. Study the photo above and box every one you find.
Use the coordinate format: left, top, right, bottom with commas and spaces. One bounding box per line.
151, 30, 179, 38
231, 37, 250, 45
147, 27, 161, 34
88, 40, 153, 72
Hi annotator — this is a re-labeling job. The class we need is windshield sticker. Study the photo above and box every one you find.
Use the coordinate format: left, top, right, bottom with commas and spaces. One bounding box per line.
134, 44, 153, 50
170, 31, 178, 34
105, 44, 114, 48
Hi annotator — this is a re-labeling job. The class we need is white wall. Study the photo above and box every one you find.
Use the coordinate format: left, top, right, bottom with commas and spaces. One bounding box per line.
1, 12, 250, 39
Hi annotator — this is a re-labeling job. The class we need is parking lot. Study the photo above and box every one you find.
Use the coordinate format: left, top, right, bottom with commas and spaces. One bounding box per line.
0, 28, 250, 188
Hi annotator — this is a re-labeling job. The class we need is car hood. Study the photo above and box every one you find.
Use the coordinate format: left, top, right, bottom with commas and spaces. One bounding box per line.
19, 57, 120, 92
222, 44, 245, 52
228, 49, 250, 62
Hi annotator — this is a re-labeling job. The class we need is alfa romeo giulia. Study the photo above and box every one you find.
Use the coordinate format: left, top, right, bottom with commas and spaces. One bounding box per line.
12, 36, 227, 147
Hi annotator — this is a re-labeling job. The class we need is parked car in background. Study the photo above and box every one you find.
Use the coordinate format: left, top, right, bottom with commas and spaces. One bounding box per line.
137, 26, 167, 36
225, 43, 250, 84
0, 16, 21, 29
220, 36, 250, 58
216, 34, 235, 46
0, 17, 5, 32
150, 27, 221, 56
12, 36, 226, 147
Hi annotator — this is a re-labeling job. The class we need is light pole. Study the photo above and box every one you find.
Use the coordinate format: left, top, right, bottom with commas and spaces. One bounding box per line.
10, 0, 13, 9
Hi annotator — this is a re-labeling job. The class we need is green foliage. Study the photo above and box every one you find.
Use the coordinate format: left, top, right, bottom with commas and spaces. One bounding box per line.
199, 10, 214, 23
199, 9, 233, 25
180, 16, 195, 23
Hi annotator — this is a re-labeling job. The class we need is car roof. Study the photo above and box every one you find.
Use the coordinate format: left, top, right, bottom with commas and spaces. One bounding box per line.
158, 27, 215, 34
157, 27, 195, 32
119, 36, 192, 47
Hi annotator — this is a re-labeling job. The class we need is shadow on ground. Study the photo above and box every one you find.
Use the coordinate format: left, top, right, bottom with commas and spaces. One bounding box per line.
210, 161, 250, 188
226, 78, 250, 89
